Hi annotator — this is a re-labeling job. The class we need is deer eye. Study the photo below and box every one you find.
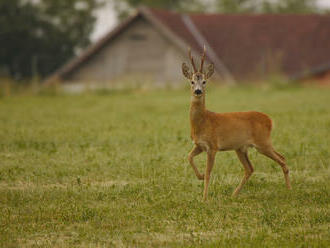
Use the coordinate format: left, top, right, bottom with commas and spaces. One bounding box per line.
191, 81, 194, 85
202, 81, 206, 85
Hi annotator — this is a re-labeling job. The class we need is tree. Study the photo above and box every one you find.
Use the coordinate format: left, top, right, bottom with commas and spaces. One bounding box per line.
0, 0, 102, 80
111, 0, 322, 17
111, 0, 204, 20
215, 0, 258, 13
215, 0, 320, 14
262, 0, 318, 14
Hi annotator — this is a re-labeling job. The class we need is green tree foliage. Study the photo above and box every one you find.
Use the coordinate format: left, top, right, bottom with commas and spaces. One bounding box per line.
112, 0, 204, 20
262, 0, 318, 13
0, 0, 101, 80
112, 0, 322, 17
216, 0, 257, 13
215, 0, 320, 14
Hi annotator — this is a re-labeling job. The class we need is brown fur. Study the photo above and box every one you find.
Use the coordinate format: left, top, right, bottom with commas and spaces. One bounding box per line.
183, 47, 291, 201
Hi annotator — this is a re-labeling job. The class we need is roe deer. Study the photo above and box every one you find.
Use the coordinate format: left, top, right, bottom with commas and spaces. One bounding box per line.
182, 46, 291, 201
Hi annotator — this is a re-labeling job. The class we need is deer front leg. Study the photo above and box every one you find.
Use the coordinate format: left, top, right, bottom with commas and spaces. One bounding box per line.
203, 150, 216, 201
188, 145, 204, 180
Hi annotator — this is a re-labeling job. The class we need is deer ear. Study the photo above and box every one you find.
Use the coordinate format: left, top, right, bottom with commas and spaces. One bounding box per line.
182, 63, 192, 79
205, 63, 214, 79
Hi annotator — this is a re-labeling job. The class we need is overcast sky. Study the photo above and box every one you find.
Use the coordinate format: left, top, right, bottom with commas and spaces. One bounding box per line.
319, 0, 330, 7
91, 0, 330, 41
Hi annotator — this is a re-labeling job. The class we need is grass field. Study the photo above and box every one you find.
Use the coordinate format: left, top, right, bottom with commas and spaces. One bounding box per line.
0, 85, 329, 247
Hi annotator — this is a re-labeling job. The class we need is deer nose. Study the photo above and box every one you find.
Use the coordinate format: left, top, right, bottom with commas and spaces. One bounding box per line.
194, 89, 202, 95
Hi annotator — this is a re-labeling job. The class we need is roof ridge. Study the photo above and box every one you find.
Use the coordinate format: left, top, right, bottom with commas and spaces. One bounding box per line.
181, 14, 235, 84
139, 7, 196, 58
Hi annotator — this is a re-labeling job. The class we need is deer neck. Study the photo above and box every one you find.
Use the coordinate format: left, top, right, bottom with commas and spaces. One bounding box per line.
190, 95, 206, 133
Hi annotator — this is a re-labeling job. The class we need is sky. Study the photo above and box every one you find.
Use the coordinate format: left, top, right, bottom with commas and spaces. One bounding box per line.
91, 0, 330, 41
91, 2, 117, 41
319, 0, 330, 7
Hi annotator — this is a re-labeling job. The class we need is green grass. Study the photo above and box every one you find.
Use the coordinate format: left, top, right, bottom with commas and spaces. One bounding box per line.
0, 85, 329, 247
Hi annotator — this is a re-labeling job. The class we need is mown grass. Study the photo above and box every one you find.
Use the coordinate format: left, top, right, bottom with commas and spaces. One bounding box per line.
0, 85, 329, 247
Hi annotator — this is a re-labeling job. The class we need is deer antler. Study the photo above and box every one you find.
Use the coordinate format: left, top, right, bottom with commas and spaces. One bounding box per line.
188, 47, 197, 73
200, 45, 206, 72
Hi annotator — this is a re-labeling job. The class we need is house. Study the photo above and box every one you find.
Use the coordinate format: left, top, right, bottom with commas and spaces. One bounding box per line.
45, 7, 330, 87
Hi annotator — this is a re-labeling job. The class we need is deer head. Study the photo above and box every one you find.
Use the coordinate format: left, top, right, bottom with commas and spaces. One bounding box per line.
182, 45, 214, 97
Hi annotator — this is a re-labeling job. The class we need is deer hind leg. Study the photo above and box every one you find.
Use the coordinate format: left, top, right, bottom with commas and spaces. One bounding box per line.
232, 148, 254, 197
256, 145, 291, 190
188, 145, 204, 180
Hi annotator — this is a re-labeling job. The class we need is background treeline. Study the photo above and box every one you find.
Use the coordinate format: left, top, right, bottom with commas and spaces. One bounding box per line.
0, 0, 100, 80
0, 0, 326, 81
113, 0, 322, 19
